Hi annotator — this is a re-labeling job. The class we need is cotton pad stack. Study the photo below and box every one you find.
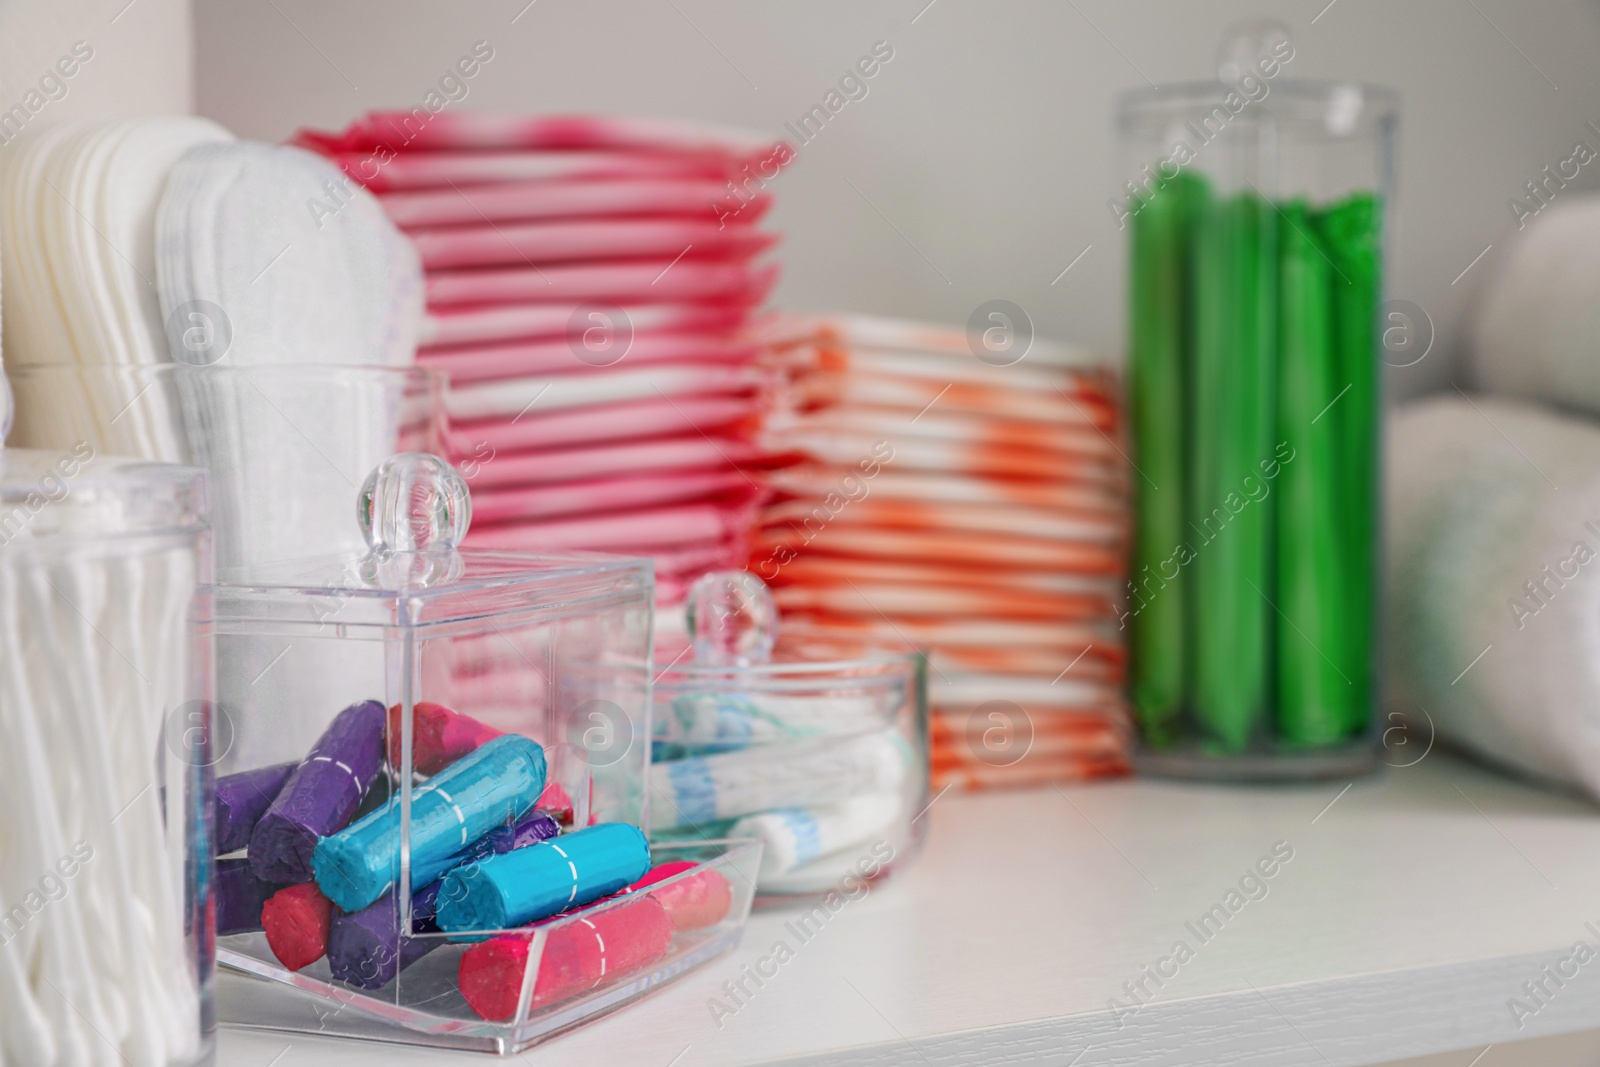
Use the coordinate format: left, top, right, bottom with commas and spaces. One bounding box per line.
293, 113, 789, 605
751, 315, 1132, 789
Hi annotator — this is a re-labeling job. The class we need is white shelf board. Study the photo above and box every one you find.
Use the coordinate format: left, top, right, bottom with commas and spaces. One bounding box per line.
217, 751, 1600, 1066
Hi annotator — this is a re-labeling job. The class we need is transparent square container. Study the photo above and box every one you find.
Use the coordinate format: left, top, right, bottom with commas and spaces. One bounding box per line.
217, 840, 760, 1054
209, 455, 756, 1054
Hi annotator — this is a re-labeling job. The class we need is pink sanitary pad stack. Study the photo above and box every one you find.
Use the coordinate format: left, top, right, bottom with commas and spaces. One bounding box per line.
296, 113, 790, 606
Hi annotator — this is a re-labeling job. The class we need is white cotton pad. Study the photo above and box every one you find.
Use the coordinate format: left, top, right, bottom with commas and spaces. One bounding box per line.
156, 141, 422, 368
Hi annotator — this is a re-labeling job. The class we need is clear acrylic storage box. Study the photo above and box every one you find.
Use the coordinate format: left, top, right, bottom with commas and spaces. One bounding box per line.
652, 573, 929, 898
210, 455, 759, 1054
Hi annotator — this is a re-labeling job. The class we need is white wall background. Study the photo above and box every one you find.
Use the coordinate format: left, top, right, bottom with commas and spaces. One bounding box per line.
0, 0, 191, 128
194, 0, 1600, 401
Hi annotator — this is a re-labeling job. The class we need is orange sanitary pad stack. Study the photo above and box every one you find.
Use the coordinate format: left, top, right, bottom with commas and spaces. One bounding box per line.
751, 316, 1132, 789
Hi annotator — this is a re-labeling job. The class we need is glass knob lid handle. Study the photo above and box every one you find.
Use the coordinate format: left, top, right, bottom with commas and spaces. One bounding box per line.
358, 453, 471, 554
686, 570, 777, 666
1215, 17, 1293, 85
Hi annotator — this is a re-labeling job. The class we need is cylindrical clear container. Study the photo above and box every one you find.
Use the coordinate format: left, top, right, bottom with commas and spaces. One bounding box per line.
652, 573, 929, 897
5, 363, 443, 571
1117, 27, 1396, 778
0, 448, 214, 1066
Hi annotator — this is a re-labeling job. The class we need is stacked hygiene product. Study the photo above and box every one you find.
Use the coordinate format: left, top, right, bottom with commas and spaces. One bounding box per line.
1388, 193, 1600, 803
1, 117, 232, 461
751, 316, 1131, 789
295, 113, 788, 606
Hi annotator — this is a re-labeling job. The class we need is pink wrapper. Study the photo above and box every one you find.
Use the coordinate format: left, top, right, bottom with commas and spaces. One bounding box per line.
321, 150, 735, 192
420, 331, 758, 384
305, 112, 783, 158
446, 395, 754, 453
425, 260, 777, 308
423, 301, 751, 349
471, 471, 752, 524
407, 218, 777, 270
457, 436, 758, 491
446, 364, 767, 422
463, 497, 757, 553
380, 177, 767, 228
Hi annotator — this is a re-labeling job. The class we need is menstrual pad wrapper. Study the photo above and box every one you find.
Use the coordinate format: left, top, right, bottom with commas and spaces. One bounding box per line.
457, 895, 673, 1020
313, 734, 548, 912
216, 856, 278, 936
249, 701, 386, 883
325, 807, 561, 989
435, 822, 651, 933
215, 761, 295, 855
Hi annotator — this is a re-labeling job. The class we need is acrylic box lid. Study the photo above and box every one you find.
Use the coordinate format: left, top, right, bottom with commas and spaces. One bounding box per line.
214, 453, 652, 631
0, 447, 208, 546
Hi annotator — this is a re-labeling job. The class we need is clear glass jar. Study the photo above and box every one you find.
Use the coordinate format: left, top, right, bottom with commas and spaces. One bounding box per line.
1117, 27, 1396, 778
0, 448, 214, 1066
652, 572, 929, 897
4, 363, 444, 570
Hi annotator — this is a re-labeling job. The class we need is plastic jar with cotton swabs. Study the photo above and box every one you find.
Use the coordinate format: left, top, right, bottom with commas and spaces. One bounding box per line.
0, 447, 214, 1067
651, 571, 930, 897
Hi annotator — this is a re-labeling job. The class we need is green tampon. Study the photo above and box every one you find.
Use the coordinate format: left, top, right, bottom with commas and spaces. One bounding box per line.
1318, 193, 1382, 736
1191, 192, 1275, 752
1275, 201, 1352, 745
1128, 171, 1203, 746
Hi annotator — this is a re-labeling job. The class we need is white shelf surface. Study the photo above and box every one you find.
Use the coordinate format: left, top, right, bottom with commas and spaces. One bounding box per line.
218, 751, 1600, 1066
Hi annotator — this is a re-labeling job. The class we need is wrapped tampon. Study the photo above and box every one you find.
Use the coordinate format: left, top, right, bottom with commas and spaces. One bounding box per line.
324, 806, 561, 989
313, 734, 548, 912
261, 883, 333, 972
730, 793, 903, 880
215, 760, 295, 854
628, 862, 733, 931
435, 822, 651, 933
650, 731, 906, 829
657, 691, 900, 754
386, 700, 504, 776
250, 700, 387, 883
457, 895, 674, 1020
216, 857, 279, 936
327, 880, 444, 990
537, 782, 576, 825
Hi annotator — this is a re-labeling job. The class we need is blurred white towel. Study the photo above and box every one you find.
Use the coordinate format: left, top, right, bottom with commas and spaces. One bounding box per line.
1471, 193, 1600, 417
1387, 395, 1600, 799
